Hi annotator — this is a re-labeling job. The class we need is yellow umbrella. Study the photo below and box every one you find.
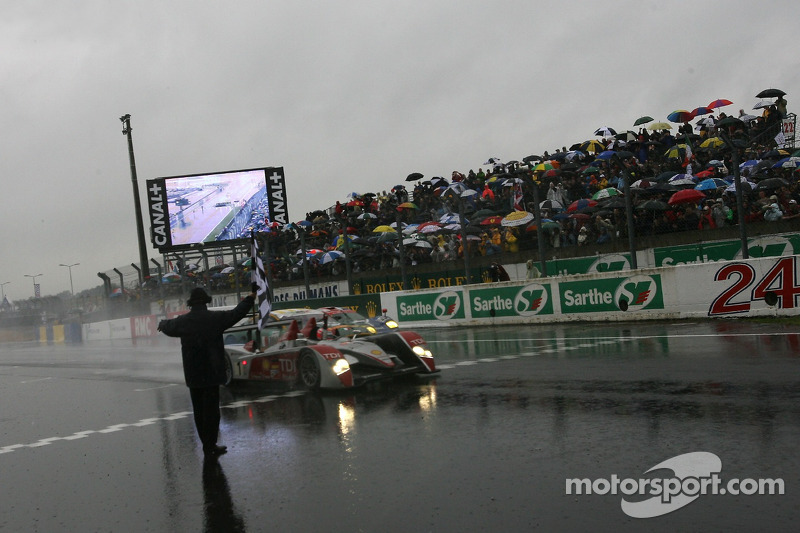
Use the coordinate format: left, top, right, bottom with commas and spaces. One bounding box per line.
700, 137, 725, 149
500, 210, 535, 227
579, 139, 606, 154
647, 122, 672, 131
372, 225, 396, 233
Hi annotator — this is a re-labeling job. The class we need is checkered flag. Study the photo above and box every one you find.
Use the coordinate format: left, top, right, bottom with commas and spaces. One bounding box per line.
251, 232, 271, 329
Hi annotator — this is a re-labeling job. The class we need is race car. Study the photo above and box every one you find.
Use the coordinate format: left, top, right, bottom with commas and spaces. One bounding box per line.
222, 316, 437, 390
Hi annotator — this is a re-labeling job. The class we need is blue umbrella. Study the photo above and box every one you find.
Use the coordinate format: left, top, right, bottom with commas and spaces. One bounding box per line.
695, 178, 727, 191
320, 251, 344, 264
595, 150, 617, 160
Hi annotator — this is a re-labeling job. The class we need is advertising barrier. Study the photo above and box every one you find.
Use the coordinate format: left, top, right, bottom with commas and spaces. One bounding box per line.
383, 255, 799, 328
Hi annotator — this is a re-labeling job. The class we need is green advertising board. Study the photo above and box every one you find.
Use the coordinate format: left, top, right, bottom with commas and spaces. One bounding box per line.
654, 234, 800, 267
559, 274, 664, 314
396, 290, 466, 322
468, 283, 554, 319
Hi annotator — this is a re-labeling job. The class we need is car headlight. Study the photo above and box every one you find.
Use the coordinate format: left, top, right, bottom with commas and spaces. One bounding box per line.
332, 358, 350, 375
366, 326, 377, 334
384, 320, 398, 329
412, 345, 433, 358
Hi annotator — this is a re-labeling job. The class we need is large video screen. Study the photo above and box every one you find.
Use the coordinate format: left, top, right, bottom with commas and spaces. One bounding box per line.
146, 166, 288, 250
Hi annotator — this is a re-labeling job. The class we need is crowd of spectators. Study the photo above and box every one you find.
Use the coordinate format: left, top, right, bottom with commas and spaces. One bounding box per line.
205, 98, 799, 286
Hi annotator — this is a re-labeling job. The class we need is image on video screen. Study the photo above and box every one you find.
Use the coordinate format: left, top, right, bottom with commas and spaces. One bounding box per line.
165, 169, 270, 246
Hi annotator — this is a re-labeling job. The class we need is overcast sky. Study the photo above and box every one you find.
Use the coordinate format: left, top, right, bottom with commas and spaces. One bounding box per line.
1, 1, 797, 302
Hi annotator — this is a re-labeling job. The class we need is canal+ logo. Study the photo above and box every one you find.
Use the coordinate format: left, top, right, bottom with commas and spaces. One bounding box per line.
433, 291, 461, 320
614, 275, 658, 311
514, 283, 549, 316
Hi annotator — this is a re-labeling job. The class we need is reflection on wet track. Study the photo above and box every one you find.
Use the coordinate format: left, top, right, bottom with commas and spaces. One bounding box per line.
0, 320, 798, 531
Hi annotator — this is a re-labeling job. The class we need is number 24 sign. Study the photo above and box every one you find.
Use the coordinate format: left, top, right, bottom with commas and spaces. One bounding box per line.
709, 257, 799, 316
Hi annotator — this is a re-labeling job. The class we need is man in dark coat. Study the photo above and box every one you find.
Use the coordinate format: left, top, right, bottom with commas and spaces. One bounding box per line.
158, 287, 255, 456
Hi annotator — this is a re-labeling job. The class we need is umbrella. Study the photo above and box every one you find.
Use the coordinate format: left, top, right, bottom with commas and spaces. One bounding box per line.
526, 219, 559, 231
569, 213, 591, 220
724, 180, 755, 193
357, 212, 377, 220
346, 199, 364, 207
579, 139, 606, 154
773, 157, 800, 169
479, 215, 504, 226
636, 200, 669, 211
567, 199, 598, 213
694, 170, 715, 179
320, 251, 344, 264
565, 150, 586, 162
500, 210, 535, 227
539, 199, 564, 210
692, 106, 714, 117
634, 116, 654, 126
595, 126, 617, 137
755, 178, 790, 190
696, 116, 716, 128
484, 157, 502, 165
372, 225, 396, 233
669, 176, 698, 187
756, 89, 786, 99
739, 114, 759, 123
397, 202, 418, 209
699, 137, 725, 150
630, 179, 653, 189
439, 214, 462, 224
162, 273, 181, 283
592, 188, 621, 200
753, 100, 773, 110
406, 172, 424, 181
412, 240, 433, 249
667, 110, 696, 123
648, 122, 672, 130
664, 144, 689, 160
542, 169, 562, 180
534, 161, 557, 172
707, 99, 733, 109
595, 150, 617, 160
695, 178, 728, 191
668, 189, 706, 205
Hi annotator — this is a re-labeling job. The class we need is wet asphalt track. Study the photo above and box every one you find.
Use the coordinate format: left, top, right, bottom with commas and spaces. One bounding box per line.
0, 319, 798, 532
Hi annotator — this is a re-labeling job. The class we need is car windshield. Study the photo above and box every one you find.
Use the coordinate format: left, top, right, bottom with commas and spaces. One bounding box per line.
327, 310, 367, 325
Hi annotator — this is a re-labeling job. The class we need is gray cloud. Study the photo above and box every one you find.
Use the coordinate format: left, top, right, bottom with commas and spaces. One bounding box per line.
1, 0, 797, 300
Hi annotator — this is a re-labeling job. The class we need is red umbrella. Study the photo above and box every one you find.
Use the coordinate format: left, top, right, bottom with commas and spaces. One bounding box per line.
692, 106, 714, 116
668, 189, 706, 205
479, 215, 504, 226
694, 170, 714, 179
707, 98, 733, 109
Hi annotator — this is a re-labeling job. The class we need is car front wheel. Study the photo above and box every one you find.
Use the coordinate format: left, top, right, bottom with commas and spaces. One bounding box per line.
298, 351, 321, 389
223, 354, 234, 387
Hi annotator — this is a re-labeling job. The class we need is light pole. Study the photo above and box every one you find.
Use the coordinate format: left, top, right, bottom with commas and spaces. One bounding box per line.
24, 274, 43, 298
120, 114, 151, 278
0, 281, 9, 301
59, 263, 79, 296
